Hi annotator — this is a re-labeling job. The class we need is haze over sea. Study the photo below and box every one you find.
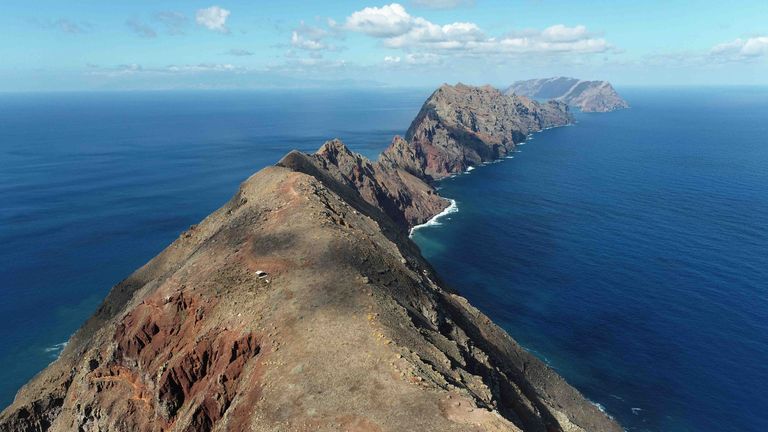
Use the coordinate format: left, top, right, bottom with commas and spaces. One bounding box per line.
1, 87, 767, 431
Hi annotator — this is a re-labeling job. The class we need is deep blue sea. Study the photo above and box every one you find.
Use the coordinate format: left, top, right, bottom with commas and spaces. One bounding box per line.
1, 88, 767, 431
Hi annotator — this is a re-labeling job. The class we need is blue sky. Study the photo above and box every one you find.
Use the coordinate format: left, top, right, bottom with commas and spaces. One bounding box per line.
1, 0, 766, 90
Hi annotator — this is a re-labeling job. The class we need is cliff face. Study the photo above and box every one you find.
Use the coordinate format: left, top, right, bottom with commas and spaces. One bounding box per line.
300, 138, 449, 228
384, 83, 571, 181
0, 84, 620, 432
288, 84, 571, 225
506, 78, 629, 113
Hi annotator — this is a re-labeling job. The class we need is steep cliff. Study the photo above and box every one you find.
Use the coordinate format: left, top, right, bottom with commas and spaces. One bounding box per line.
298, 138, 449, 228
507, 78, 629, 113
0, 84, 619, 432
292, 84, 571, 225
382, 83, 571, 181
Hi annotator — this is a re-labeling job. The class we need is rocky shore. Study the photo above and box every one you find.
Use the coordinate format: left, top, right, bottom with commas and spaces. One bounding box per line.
0, 84, 622, 432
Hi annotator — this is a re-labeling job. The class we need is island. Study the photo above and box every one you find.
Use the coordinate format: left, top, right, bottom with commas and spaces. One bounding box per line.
506, 77, 629, 112
0, 84, 621, 432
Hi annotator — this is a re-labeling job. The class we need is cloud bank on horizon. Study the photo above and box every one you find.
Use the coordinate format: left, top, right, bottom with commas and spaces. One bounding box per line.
2, 0, 766, 90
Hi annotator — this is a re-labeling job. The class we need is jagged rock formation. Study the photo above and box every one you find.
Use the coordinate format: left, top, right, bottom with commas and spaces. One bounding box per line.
0, 84, 620, 432
383, 83, 571, 180
301, 138, 449, 228
506, 78, 629, 113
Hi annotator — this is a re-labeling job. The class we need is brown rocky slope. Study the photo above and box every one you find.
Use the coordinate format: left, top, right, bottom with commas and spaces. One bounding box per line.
0, 84, 620, 432
384, 83, 571, 181
506, 78, 629, 113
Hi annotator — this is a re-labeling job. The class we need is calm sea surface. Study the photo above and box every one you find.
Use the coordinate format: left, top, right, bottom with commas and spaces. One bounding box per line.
2, 88, 767, 431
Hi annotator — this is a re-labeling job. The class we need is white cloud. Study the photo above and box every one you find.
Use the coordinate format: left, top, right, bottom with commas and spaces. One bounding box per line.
292, 31, 326, 50
384, 20, 484, 48
405, 52, 441, 64
383, 52, 442, 67
541, 24, 589, 43
166, 63, 238, 72
711, 36, 768, 61
289, 21, 343, 52
345, 3, 414, 37
87, 63, 243, 78
411, 0, 474, 9
291, 22, 328, 50
343, 3, 611, 56
196, 6, 230, 33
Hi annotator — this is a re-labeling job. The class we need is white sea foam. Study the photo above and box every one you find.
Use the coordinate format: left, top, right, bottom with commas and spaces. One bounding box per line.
592, 401, 608, 414
409, 199, 458, 237
465, 166, 475, 173
631, 407, 643, 415
587, 400, 618, 421
44, 341, 68, 360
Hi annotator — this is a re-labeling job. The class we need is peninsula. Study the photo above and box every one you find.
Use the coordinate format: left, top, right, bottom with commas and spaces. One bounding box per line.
0, 84, 621, 432
506, 77, 629, 112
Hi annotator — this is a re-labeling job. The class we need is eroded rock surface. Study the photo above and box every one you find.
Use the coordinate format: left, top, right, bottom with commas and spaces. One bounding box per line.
507, 77, 629, 113
1, 84, 620, 432
384, 83, 571, 180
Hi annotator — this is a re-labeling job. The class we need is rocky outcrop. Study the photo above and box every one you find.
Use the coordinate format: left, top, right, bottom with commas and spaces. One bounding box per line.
277, 84, 571, 227
285, 138, 450, 228
0, 84, 620, 432
383, 83, 571, 181
507, 77, 629, 113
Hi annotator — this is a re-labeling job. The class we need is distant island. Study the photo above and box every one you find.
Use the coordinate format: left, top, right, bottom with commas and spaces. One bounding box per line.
506, 77, 629, 112
1, 84, 621, 432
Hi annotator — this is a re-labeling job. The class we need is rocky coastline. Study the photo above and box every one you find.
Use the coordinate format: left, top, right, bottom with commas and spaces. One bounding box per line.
0, 84, 622, 432
507, 77, 629, 113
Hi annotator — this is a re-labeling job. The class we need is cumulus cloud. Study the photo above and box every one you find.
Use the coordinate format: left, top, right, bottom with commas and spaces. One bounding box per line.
541, 24, 589, 43
711, 36, 768, 61
384, 52, 442, 66
345, 3, 415, 37
405, 52, 442, 64
343, 3, 610, 55
126, 19, 157, 38
292, 31, 326, 50
289, 21, 342, 52
411, 0, 475, 9
196, 6, 230, 33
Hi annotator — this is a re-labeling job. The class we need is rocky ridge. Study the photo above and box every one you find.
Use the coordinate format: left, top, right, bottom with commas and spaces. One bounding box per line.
386, 83, 571, 181
506, 77, 629, 113
0, 84, 621, 432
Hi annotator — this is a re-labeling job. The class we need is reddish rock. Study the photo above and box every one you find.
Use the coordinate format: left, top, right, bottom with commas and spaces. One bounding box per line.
0, 85, 620, 432
385, 83, 572, 180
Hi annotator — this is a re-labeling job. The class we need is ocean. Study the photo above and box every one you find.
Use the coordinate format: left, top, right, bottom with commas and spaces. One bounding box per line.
1, 87, 767, 431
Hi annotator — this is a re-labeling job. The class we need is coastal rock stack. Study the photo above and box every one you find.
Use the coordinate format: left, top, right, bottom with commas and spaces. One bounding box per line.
0, 85, 622, 432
